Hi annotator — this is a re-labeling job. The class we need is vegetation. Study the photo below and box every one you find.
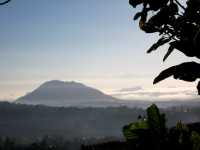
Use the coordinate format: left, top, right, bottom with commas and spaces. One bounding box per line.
1, 102, 200, 140
0, 102, 200, 149
123, 104, 200, 150
0, 136, 84, 150
0, 105, 200, 150
81, 105, 200, 150
129, 0, 200, 94
0, 102, 144, 139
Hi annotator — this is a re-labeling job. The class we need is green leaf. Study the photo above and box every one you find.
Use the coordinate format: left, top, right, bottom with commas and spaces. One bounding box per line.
147, 104, 166, 131
123, 121, 148, 140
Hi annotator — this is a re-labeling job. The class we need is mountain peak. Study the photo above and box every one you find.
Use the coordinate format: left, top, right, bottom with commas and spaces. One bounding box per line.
40, 80, 85, 89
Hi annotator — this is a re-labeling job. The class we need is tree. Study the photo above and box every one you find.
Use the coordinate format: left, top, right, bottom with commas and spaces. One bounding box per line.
129, 0, 200, 95
123, 104, 167, 150
123, 104, 200, 150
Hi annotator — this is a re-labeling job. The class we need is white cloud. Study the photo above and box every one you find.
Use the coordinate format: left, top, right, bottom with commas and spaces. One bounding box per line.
119, 86, 143, 92
112, 86, 198, 101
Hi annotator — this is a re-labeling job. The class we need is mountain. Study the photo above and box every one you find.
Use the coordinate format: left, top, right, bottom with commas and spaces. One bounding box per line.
16, 80, 200, 108
16, 80, 118, 107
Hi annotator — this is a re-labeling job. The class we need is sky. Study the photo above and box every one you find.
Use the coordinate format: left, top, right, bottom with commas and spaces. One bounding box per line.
0, 0, 199, 101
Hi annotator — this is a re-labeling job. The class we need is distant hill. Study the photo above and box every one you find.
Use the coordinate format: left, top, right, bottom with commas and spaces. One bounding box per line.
15, 80, 118, 107
0, 102, 200, 140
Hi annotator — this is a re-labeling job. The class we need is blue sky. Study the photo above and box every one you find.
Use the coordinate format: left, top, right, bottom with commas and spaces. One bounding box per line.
0, 0, 198, 100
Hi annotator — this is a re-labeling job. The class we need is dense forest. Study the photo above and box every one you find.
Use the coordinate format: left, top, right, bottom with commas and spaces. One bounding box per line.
0, 103, 200, 150
0, 102, 200, 140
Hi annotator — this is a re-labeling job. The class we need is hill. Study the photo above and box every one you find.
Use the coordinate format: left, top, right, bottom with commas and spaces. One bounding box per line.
0, 102, 200, 140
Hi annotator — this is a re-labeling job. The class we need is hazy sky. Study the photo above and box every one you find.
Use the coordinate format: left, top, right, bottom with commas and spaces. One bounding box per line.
0, 0, 199, 101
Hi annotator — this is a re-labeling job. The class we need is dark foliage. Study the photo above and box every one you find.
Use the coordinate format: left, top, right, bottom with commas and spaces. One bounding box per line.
0, 102, 144, 139
0, 103, 200, 150
82, 105, 200, 150
81, 141, 127, 150
123, 104, 200, 150
0, 0, 11, 5
1, 102, 200, 140
0, 136, 84, 150
129, 0, 200, 94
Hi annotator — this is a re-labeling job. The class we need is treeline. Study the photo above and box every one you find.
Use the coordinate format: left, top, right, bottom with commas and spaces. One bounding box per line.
0, 136, 124, 150
0, 102, 200, 149
0, 136, 83, 150
0, 102, 200, 140
0, 102, 143, 140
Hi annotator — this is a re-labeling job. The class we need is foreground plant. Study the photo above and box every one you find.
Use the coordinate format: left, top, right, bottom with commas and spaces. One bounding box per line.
123, 104, 200, 150
129, 0, 200, 94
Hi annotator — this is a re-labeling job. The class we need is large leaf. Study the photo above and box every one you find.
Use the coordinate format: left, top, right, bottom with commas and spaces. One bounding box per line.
147, 104, 166, 132
153, 65, 176, 84
197, 81, 200, 95
153, 62, 200, 87
129, 0, 143, 8
123, 121, 148, 141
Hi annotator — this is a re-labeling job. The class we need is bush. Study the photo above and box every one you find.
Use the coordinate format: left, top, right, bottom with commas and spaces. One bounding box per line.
123, 104, 200, 150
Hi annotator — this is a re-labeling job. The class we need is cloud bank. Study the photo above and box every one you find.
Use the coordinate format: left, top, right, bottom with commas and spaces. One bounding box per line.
112, 86, 198, 101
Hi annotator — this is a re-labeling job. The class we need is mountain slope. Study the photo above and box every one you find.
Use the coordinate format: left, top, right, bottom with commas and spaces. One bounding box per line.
16, 80, 117, 107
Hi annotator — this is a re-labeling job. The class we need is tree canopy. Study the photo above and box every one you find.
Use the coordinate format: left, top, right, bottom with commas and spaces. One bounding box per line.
123, 104, 200, 150
129, 0, 200, 95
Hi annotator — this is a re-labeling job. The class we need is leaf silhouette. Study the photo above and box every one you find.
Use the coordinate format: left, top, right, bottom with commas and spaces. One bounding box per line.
197, 81, 200, 95
163, 44, 175, 61
153, 66, 176, 84
129, 0, 200, 95
147, 37, 171, 53
134, 12, 142, 20
0, 0, 11, 5
129, 0, 143, 8
154, 62, 200, 84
